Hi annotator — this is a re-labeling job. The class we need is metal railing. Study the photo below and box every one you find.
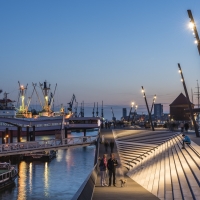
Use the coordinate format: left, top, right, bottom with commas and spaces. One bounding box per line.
72, 135, 100, 200
0, 135, 98, 156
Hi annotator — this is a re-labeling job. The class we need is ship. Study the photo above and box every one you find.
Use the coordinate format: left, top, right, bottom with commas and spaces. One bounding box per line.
23, 150, 57, 162
0, 162, 18, 190
0, 91, 16, 118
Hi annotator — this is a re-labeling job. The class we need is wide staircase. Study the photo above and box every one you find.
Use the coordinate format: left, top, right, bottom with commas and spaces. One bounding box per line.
114, 130, 200, 200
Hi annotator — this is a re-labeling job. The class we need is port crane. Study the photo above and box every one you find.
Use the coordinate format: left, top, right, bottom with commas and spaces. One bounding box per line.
68, 94, 76, 113
38, 81, 57, 114
101, 101, 104, 118
92, 102, 95, 117
74, 102, 78, 117
96, 102, 99, 117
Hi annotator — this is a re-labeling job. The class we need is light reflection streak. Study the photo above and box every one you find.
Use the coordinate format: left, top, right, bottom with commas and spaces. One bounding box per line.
17, 161, 26, 200
44, 162, 49, 197
29, 162, 32, 194
56, 149, 64, 162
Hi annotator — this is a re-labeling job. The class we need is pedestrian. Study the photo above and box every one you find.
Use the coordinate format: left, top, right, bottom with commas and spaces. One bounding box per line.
184, 122, 189, 132
182, 134, 191, 149
105, 122, 108, 129
180, 122, 184, 133
110, 140, 114, 153
104, 140, 109, 153
99, 154, 108, 187
107, 153, 118, 187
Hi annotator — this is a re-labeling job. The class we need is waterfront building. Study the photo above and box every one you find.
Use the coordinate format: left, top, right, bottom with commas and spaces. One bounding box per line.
154, 104, 163, 119
169, 93, 194, 121
122, 108, 127, 118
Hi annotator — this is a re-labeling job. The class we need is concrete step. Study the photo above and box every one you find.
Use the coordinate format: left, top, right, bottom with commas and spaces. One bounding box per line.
176, 135, 200, 169
171, 140, 194, 199
157, 143, 165, 200
165, 141, 173, 200
168, 140, 183, 200
171, 138, 200, 199
174, 136, 200, 186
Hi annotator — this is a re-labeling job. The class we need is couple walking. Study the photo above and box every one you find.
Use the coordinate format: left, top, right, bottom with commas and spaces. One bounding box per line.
99, 153, 118, 187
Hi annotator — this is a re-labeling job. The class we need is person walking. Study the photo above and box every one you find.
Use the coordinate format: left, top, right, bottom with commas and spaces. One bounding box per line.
99, 154, 108, 186
180, 122, 184, 133
184, 122, 189, 132
104, 140, 109, 153
110, 140, 114, 153
107, 153, 118, 187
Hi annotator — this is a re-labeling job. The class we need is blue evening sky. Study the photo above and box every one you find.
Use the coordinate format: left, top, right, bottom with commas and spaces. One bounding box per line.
1, 0, 200, 115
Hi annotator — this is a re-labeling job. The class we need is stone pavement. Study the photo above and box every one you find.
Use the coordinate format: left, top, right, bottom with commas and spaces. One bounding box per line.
92, 129, 159, 200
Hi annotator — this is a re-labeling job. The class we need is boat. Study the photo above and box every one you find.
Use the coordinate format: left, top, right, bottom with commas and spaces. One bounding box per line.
0, 91, 16, 118
23, 150, 57, 161
0, 162, 18, 190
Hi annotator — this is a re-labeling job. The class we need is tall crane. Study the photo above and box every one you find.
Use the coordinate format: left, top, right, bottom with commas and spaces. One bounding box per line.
74, 102, 78, 117
96, 102, 99, 117
39, 81, 57, 113
92, 102, 95, 117
68, 94, 76, 113
18, 81, 28, 113
101, 101, 104, 118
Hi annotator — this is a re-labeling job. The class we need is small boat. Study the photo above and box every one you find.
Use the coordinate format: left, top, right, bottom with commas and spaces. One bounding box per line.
23, 150, 57, 161
0, 162, 18, 190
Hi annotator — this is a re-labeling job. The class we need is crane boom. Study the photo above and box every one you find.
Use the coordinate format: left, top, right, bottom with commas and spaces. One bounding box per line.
32, 83, 43, 109
49, 83, 57, 111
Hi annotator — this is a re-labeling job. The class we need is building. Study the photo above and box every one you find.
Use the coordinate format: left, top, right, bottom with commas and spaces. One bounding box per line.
154, 104, 163, 119
122, 108, 127, 119
169, 93, 194, 121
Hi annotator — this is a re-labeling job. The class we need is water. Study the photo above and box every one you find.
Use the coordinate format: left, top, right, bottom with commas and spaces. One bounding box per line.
0, 131, 97, 200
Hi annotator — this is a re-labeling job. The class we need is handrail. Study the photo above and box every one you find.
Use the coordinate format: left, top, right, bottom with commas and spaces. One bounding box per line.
71, 133, 100, 200
0, 135, 98, 155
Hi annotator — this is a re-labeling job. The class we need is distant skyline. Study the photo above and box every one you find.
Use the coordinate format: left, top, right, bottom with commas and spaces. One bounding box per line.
1, 1, 200, 114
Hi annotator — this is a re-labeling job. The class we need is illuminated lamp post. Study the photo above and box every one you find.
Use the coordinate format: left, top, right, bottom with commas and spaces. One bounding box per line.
141, 86, 154, 131
150, 95, 156, 114
178, 63, 199, 137
132, 105, 138, 124
187, 10, 200, 55
128, 102, 134, 122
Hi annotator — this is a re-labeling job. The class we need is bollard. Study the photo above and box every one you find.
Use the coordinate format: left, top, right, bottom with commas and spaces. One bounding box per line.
65, 127, 68, 138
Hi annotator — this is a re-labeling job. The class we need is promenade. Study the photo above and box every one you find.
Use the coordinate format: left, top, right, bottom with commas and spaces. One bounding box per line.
93, 128, 200, 200
92, 129, 159, 200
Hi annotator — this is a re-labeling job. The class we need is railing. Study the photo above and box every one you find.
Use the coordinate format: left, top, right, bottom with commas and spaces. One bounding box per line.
0, 135, 98, 155
0, 168, 17, 183
72, 135, 100, 200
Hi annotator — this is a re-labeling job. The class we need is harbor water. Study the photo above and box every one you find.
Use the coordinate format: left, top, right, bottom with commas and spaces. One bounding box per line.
0, 131, 97, 200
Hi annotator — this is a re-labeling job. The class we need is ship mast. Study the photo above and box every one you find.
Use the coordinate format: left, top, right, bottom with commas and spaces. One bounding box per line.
39, 81, 51, 112
18, 81, 28, 113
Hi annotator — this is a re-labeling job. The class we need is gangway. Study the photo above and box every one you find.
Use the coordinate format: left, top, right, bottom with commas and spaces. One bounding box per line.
0, 135, 98, 156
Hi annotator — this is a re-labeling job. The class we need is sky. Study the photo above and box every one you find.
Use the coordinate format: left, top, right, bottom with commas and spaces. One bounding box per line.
1, 0, 200, 119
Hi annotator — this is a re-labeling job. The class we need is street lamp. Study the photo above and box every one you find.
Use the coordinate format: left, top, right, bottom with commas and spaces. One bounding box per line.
187, 10, 200, 55
178, 63, 199, 137
141, 86, 154, 131
150, 94, 156, 114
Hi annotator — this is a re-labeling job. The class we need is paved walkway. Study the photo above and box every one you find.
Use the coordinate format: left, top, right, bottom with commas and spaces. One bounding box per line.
92, 129, 159, 200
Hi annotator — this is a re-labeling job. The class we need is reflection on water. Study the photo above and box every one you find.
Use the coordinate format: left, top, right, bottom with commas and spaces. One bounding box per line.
0, 131, 97, 200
